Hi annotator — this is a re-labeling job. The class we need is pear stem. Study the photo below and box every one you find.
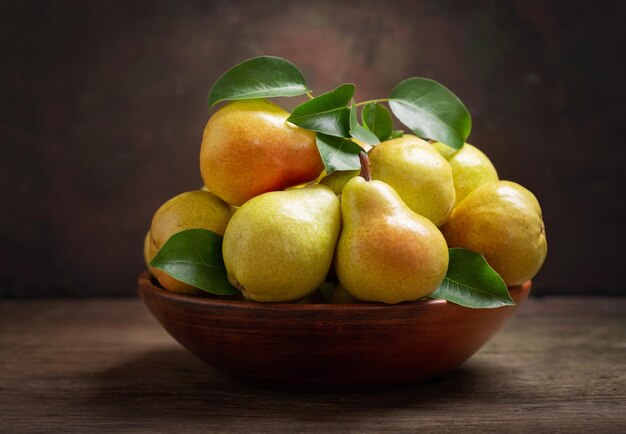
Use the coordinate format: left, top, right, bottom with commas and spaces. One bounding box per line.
358, 151, 371, 181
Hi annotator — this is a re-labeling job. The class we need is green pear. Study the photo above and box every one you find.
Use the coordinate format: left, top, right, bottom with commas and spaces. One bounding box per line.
222, 185, 341, 302
149, 190, 232, 293
330, 284, 357, 304
441, 181, 547, 286
318, 170, 359, 195
200, 99, 323, 206
432, 141, 499, 205
369, 136, 455, 226
336, 176, 449, 304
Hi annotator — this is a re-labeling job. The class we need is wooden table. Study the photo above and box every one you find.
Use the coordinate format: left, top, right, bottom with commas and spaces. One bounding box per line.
1, 297, 625, 432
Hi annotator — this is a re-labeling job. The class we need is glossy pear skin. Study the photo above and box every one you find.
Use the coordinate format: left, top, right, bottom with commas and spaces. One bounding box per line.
441, 181, 547, 286
432, 141, 499, 205
336, 177, 449, 304
222, 185, 341, 302
200, 99, 323, 206
369, 136, 455, 226
149, 190, 232, 293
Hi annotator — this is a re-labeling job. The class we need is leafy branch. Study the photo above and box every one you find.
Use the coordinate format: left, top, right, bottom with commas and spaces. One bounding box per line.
208, 56, 471, 174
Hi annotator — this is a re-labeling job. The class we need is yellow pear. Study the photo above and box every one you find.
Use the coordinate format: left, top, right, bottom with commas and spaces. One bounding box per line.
336, 176, 449, 304
431, 141, 498, 205
143, 231, 153, 269
318, 170, 359, 195
222, 185, 341, 302
200, 99, 323, 206
441, 181, 547, 286
369, 136, 455, 226
149, 190, 232, 293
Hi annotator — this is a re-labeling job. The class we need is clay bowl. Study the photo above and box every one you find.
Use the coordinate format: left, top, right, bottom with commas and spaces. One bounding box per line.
138, 271, 530, 390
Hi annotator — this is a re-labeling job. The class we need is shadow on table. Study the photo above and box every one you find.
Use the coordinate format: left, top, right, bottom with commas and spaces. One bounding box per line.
82, 346, 539, 424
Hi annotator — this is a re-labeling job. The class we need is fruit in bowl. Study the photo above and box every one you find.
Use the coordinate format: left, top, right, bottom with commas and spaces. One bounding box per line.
140, 56, 547, 389
368, 135, 456, 227
199, 99, 322, 206
335, 175, 449, 304
222, 184, 341, 302
145, 190, 232, 294
441, 181, 547, 287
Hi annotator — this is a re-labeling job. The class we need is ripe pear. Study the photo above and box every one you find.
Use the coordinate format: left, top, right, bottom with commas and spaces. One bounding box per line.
143, 231, 153, 269
431, 141, 499, 205
336, 176, 449, 304
318, 170, 359, 195
369, 136, 455, 226
441, 181, 547, 286
316, 138, 370, 195
222, 185, 341, 302
149, 190, 232, 293
200, 99, 323, 206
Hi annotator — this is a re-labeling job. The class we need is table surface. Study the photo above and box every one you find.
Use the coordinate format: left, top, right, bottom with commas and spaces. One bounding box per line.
1, 296, 625, 433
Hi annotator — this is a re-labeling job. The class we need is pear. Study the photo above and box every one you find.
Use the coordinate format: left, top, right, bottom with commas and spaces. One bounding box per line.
200, 99, 324, 206
336, 176, 449, 304
222, 185, 341, 302
441, 181, 547, 286
143, 231, 153, 269
431, 141, 499, 205
318, 170, 359, 195
369, 136, 455, 226
330, 284, 357, 304
317, 138, 369, 196
149, 190, 232, 293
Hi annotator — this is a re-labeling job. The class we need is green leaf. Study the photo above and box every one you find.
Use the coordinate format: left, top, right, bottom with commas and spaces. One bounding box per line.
430, 248, 515, 308
316, 133, 363, 174
149, 229, 239, 296
287, 84, 354, 137
349, 101, 380, 145
208, 56, 309, 109
388, 129, 404, 139
389, 77, 471, 150
362, 103, 393, 141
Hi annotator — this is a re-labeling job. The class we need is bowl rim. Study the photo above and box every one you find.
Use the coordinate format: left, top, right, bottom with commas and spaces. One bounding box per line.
137, 271, 531, 312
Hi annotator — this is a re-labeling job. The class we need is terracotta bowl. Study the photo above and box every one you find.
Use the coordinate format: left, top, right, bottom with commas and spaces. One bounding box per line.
138, 271, 530, 390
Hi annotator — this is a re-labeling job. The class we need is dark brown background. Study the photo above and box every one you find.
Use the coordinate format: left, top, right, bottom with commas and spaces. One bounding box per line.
1, 0, 625, 297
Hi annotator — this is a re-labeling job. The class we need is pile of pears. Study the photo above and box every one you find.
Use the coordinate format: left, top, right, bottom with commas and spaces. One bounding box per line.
144, 99, 547, 304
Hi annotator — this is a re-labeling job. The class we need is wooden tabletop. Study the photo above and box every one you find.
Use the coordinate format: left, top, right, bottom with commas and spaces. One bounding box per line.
1, 297, 625, 433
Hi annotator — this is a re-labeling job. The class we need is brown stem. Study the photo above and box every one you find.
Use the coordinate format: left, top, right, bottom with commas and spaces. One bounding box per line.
358, 151, 371, 181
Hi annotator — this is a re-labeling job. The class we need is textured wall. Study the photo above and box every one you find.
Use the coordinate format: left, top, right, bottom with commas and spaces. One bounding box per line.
1, 0, 625, 296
